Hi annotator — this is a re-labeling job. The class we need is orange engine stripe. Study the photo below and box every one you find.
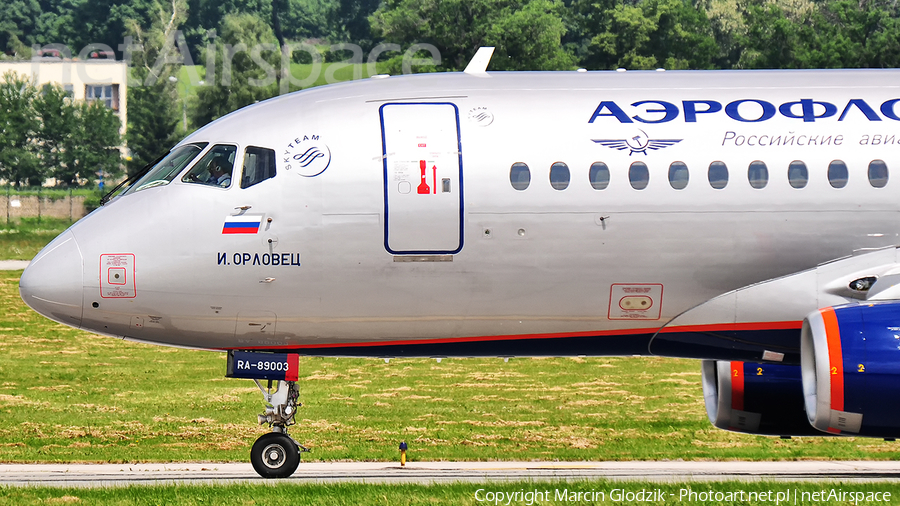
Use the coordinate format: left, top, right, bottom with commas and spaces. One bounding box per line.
731, 361, 744, 411
821, 307, 844, 413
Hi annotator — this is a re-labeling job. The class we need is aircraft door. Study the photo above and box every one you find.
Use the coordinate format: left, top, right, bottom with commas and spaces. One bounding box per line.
380, 103, 464, 255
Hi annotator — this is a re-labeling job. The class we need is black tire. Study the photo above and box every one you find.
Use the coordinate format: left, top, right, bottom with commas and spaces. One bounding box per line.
250, 432, 300, 478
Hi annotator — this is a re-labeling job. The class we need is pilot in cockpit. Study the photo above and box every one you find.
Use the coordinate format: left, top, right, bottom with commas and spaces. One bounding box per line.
183, 149, 237, 188
207, 157, 233, 187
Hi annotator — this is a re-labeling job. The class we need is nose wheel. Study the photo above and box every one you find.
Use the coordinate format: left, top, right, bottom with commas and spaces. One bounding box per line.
251, 432, 300, 478
250, 379, 309, 478
226, 354, 312, 479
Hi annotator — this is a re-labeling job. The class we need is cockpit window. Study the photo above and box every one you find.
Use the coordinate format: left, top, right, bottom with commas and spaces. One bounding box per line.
123, 143, 207, 195
241, 147, 277, 188
182, 145, 238, 188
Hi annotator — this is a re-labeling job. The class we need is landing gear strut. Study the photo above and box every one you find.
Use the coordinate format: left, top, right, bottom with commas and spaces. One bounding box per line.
226, 351, 310, 478
250, 379, 308, 478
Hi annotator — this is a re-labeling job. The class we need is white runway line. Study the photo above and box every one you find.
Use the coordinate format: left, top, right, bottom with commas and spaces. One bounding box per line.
4, 461, 900, 487
0, 260, 29, 270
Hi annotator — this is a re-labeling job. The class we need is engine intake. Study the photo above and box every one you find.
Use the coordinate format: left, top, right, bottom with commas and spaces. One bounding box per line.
802, 303, 900, 437
702, 360, 820, 436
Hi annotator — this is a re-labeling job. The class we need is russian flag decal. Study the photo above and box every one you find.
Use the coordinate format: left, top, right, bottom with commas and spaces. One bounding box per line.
222, 215, 263, 234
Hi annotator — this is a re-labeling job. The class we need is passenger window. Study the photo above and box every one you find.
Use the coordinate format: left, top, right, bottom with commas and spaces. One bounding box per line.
589, 162, 610, 190
788, 161, 808, 189
182, 145, 238, 188
828, 160, 848, 189
549, 162, 570, 190
510, 163, 530, 190
748, 161, 768, 189
241, 147, 277, 188
869, 160, 889, 188
708, 161, 728, 189
668, 162, 689, 190
629, 162, 649, 190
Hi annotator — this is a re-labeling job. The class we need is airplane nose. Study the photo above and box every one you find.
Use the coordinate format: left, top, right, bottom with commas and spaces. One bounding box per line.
19, 230, 84, 327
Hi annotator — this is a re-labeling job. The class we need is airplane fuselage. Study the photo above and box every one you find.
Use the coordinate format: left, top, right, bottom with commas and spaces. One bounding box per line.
20, 69, 900, 360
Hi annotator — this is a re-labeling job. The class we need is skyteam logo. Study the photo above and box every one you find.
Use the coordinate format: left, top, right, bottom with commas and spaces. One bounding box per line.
593, 129, 681, 156
283, 134, 331, 177
467, 106, 494, 126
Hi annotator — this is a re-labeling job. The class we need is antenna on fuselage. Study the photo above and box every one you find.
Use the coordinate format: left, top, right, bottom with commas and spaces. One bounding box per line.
464, 47, 495, 74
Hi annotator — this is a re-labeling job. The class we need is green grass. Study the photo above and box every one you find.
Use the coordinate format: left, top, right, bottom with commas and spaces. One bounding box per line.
0, 218, 73, 260
176, 62, 388, 96
285, 60, 397, 88
171, 63, 383, 135
2, 481, 899, 505
2, 269, 900, 464
0, 220, 896, 464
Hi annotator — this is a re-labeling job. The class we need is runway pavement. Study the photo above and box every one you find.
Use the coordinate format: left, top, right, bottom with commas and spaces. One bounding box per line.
0, 260, 28, 270
4, 461, 900, 487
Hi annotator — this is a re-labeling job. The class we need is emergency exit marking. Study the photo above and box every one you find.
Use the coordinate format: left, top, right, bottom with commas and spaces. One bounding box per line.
381, 102, 463, 255
417, 160, 431, 194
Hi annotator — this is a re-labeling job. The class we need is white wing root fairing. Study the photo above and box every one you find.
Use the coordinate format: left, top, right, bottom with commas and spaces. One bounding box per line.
653, 247, 900, 362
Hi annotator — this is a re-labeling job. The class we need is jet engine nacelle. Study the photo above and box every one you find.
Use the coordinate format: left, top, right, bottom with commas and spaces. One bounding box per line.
802, 303, 900, 437
702, 360, 820, 436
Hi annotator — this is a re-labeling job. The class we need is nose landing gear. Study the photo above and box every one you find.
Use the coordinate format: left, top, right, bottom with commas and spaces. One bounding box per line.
250, 379, 309, 478
227, 352, 311, 479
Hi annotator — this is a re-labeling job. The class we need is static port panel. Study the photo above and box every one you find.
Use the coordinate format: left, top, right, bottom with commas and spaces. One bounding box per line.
380, 103, 464, 255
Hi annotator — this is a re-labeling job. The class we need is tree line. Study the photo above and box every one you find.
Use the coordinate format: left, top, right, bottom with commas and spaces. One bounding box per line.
5, 0, 900, 70
0, 72, 121, 187
3, 0, 900, 186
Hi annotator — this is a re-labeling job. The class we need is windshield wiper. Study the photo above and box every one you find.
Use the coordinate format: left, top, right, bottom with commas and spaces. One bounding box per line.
100, 153, 167, 205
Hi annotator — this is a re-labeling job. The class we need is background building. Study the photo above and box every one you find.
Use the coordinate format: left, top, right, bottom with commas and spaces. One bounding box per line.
0, 59, 127, 136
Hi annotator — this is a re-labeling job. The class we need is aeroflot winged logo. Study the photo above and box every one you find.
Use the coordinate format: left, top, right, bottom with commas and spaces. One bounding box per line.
593, 129, 681, 156
588, 98, 900, 124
